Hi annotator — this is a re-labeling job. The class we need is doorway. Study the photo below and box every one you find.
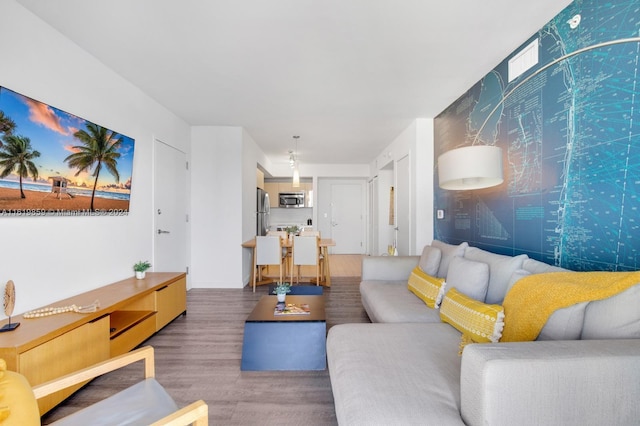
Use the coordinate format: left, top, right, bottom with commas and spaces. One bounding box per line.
317, 178, 366, 254
153, 139, 188, 274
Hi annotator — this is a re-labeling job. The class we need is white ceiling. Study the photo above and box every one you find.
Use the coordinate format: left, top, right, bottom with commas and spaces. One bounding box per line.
16, 0, 573, 165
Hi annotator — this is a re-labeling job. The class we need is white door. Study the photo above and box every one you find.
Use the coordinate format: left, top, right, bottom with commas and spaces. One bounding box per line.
396, 154, 411, 256
154, 139, 187, 273
329, 182, 365, 254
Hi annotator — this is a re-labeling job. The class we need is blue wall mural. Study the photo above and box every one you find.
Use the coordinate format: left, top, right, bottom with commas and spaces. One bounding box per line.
434, 0, 640, 271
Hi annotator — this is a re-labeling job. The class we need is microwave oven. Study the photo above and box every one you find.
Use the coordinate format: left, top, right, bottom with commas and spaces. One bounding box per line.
279, 192, 305, 208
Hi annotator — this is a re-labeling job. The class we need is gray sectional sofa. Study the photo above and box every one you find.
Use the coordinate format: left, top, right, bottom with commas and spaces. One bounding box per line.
327, 240, 640, 426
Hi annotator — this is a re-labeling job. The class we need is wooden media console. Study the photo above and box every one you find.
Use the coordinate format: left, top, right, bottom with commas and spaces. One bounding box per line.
0, 272, 186, 414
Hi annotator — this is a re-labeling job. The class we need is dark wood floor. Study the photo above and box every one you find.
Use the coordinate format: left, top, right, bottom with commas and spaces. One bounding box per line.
41, 277, 369, 425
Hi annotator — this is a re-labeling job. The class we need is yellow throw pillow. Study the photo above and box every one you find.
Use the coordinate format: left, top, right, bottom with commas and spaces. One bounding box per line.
408, 266, 446, 308
440, 288, 504, 344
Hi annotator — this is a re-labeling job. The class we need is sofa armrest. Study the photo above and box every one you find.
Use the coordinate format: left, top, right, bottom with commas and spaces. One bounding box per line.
361, 255, 419, 281
460, 339, 640, 426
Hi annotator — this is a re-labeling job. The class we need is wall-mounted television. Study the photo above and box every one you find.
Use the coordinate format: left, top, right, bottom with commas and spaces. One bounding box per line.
0, 86, 135, 217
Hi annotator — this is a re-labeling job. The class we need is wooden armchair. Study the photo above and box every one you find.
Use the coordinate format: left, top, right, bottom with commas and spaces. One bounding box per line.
0, 346, 207, 425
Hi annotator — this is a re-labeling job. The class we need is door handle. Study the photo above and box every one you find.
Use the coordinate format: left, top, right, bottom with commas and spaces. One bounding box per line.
157, 229, 170, 234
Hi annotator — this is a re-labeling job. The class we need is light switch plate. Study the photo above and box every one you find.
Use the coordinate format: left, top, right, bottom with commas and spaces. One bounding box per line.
436, 209, 445, 219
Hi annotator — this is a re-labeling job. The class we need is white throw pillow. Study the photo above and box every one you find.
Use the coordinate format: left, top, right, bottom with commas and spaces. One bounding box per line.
537, 302, 588, 341
464, 247, 528, 304
418, 245, 442, 276
431, 240, 468, 278
581, 283, 640, 339
445, 256, 489, 302
505, 269, 531, 295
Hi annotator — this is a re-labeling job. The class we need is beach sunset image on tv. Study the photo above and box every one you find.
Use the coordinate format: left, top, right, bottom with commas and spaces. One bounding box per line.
0, 86, 134, 216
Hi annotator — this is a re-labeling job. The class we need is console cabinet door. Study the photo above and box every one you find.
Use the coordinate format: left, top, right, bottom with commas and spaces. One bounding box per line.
20, 316, 110, 414
155, 277, 187, 330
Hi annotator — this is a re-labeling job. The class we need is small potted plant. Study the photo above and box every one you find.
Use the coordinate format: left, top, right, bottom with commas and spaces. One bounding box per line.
272, 282, 291, 302
285, 225, 300, 241
133, 261, 151, 279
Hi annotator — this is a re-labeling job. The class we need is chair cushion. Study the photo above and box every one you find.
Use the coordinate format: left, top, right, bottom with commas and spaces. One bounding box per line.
0, 358, 40, 426
51, 378, 179, 426
256, 235, 283, 265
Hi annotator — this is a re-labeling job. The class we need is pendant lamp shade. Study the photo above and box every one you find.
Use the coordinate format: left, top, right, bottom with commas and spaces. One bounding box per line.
291, 135, 300, 187
438, 145, 503, 190
292, 166, 300, 187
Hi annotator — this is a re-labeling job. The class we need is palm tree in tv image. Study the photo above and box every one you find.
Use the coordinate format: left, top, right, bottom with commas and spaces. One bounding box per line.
64, 123, 122, 212
0, 135, 41, 198
0, 110, 17, 147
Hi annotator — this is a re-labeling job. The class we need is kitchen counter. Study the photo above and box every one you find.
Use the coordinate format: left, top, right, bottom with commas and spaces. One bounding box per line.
271, 224, 314, 232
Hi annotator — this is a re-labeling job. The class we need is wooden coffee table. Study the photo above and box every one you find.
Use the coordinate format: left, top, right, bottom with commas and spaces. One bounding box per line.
241, 295, 326, 371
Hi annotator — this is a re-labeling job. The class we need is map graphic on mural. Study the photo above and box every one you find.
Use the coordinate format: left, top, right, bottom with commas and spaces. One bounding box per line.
434, 0, 640, 271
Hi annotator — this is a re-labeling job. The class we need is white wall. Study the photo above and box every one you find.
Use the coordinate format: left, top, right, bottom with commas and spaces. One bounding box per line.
371, 118, 434, 255
190, 126, 244, 288
242, 129, 270, 284
0, 1, 190, 317
414, 118, 434, 251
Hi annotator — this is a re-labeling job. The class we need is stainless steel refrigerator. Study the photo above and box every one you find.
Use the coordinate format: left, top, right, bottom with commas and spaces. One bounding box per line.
256, 188, 270, 236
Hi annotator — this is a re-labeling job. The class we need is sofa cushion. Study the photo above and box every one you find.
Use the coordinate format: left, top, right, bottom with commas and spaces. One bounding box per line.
505, 268, 531, 294
446, 256, 489, 302
431, 240, 468, 278
464, 247, 528, 304
407, 267, 446, 308
581, 283, 640, 339
537, 302, 588, 341
505, 269, 587, 341
522, 258, 568, 274
327, 323, 466, 426
440, 288, 504, 344
419, 245, 442, 276
502, 271, 640, 342
360, 280, 442, 323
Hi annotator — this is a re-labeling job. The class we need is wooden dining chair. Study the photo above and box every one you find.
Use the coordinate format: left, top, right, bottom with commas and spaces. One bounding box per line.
267, 230, 291, 277
299, 230, 320, 237
291, 235, 320, 285
299, 231, 324, 283
254, 235, 285, 292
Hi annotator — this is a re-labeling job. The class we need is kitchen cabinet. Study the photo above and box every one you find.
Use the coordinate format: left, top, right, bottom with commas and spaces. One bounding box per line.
278, 182, 296, 193
256, 169, 265, 189
265, 181, 312, 208
264, 182, 279, 208
302, 182, 313, 207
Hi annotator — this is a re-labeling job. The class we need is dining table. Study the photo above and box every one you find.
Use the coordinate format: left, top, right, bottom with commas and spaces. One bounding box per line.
242, 237, 336, 287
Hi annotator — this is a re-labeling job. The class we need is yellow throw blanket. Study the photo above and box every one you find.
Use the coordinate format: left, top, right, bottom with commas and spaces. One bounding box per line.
501, 270, 640, 342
